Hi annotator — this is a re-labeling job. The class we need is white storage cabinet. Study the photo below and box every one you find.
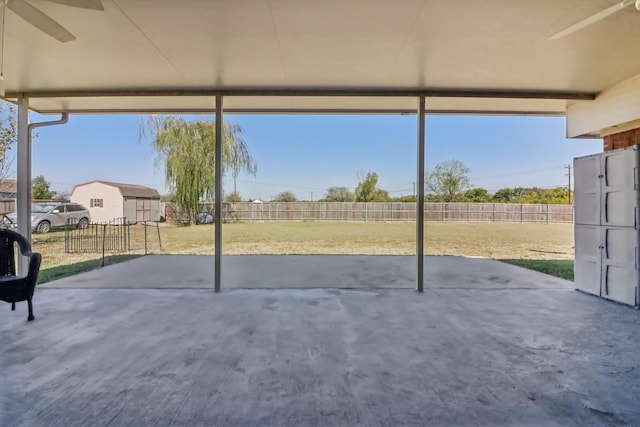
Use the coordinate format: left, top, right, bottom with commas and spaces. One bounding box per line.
573, 145, 640, 308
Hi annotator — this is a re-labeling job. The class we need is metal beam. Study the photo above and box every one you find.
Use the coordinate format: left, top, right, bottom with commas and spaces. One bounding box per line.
26, 107, 568, 116
5, 88, 596, 100
416, 96, 425, 292
214, 95, 223, 292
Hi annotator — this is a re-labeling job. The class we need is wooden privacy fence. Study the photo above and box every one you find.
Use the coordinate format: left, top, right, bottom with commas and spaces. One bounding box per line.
163, 202, 574, 223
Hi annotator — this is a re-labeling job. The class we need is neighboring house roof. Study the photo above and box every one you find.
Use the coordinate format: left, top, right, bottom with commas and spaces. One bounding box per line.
72, 181, 161, 200
0, 179, 17, 197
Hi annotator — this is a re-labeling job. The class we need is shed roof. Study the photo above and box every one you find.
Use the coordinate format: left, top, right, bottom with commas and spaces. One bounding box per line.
1, 1, 638, 115
73, 181, 161, 199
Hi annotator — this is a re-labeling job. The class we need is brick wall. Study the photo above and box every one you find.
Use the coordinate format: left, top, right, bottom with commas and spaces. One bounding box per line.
603, 128, 640, 151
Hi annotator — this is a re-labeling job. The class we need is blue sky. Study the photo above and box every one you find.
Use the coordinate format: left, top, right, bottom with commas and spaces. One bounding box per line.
24, 112, 602, 201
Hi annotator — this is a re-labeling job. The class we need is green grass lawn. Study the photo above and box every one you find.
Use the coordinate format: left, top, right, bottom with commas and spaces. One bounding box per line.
34, 221, 575, 283
499, 259, 574, 281
38, 255, 142, 284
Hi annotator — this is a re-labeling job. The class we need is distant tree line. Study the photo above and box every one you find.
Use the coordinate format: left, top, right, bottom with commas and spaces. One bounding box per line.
253, 160, 571, 205
462, 186, 571, 205
265, 185, 570, 204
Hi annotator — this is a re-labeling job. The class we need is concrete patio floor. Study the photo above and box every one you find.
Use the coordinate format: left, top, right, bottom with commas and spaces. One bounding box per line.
42, 254, 573, 290
2, 255, 639, 426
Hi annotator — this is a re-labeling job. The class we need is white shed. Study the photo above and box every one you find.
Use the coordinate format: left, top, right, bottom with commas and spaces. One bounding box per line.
70, 181, 161, 224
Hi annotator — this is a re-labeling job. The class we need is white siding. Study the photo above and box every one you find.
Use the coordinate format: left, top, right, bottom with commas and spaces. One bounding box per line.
70, 183, 124, 223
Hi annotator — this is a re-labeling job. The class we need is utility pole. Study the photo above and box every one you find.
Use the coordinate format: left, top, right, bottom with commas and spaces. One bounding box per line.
413, 182, 416, 199
310, 191, 313, 202
565, 164, 572, 204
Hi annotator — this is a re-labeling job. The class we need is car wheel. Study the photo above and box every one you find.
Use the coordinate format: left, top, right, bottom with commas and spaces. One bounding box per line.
77, 218, 89, 229
36, 221, 51, 234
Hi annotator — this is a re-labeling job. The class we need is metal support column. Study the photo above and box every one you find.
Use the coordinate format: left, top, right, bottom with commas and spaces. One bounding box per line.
16, 97, 30, 238
214, 95, 223, 292
16, 97, 30, 274
416, 96, 425, 292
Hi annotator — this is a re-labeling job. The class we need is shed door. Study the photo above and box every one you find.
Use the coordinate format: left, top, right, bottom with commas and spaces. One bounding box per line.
136, 199, 151, 222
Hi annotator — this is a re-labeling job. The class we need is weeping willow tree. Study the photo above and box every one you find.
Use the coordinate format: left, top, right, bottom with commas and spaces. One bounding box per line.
140, 116, 257, 225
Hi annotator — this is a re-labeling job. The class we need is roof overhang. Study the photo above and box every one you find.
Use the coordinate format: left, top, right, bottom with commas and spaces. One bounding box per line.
4, 88, 593, 115
0, 0, 639, 125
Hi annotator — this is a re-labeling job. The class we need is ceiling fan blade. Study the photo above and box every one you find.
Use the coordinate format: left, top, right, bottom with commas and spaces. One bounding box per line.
7, 0, 76, 42
41, 0, 104, 11
549, 0, 634, 40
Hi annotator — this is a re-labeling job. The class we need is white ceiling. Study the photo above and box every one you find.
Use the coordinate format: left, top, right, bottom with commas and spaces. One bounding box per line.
2, 0, 640, 114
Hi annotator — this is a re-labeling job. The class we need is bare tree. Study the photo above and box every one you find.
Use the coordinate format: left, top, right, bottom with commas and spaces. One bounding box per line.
0, 101, 18, 179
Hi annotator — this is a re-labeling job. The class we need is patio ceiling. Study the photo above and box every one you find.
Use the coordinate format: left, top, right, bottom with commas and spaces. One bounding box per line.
1, 0, 639, 115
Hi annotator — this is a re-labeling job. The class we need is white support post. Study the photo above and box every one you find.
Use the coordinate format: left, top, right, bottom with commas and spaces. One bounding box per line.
16, 97, 30, 274
416, 96, 425, 292
17, 96, 31, 241
214, 95, 223, 292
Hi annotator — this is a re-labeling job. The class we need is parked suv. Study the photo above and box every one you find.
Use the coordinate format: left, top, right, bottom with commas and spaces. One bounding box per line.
3, 202, 91, 233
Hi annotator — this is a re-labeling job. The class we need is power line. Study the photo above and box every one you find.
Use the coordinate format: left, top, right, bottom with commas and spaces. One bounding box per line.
472, 165, 566, 181
237, 179, 325, 191
387, 188, 413, 194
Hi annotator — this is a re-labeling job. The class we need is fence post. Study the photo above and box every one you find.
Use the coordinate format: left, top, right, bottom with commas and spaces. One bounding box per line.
547, 204, 549, 224
521, 204, 523, 223
156, 222, 163, 251
101, 223, 107, 267
64, 220, 69, 253
122, 217, 126, 251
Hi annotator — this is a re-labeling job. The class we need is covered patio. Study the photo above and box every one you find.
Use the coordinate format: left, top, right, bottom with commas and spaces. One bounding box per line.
4, 0, 640, 292
2, 255, 639, 425
2, 0, 640, 425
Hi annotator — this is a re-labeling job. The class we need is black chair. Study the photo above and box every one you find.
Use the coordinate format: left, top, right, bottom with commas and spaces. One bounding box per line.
0, 229, 42, 321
